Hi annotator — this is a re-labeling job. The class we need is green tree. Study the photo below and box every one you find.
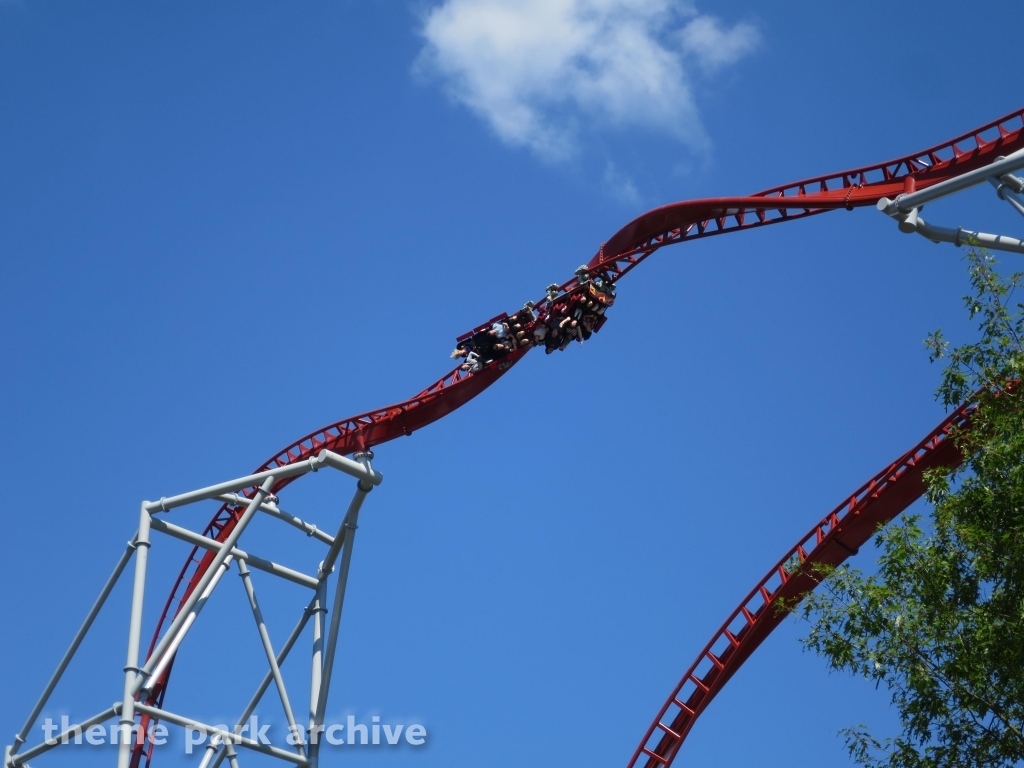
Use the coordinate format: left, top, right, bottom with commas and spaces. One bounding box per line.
794, 249, 1024, 768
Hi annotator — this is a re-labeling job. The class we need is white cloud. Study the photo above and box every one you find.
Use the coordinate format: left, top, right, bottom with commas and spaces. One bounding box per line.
679, 15, 760, 72
603, 162, 640, 205
415, 0, 759, 161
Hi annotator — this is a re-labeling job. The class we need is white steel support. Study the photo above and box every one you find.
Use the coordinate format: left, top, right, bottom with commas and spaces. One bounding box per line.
200, 735, 241, 768
237, 559, 306, 755
150, 516, 319, 589
889, 215, 1024, 255
116, 504, 152, 768
989, 175, 1024, 220
317, 467, 374, 582
134, 477, 277, 695
208, 598, 319, 768
217, 493, 336, 546
133, 703, 310, 766
308, 452, 375, 767
8, 537, 136, 761
879, 147, 1024, 215
142, 550, 238, 694
198, 738, 220, 768
10, 705, 120, 767
223, 740, 241, 768
878, 149, 1024, 256
309, 580, 327, 734
4, 449, 384, 768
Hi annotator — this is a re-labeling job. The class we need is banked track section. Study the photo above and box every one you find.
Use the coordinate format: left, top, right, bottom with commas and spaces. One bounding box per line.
130, 106, 1024, 766
630, 399, 973, 768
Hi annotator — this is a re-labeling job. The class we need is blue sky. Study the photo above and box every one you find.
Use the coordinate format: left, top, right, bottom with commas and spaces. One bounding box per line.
2, 2, 1023, 767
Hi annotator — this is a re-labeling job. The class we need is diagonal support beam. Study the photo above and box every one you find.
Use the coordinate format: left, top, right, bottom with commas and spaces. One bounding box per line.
223, 740, 241, 768
9, 705, 119, 767
9, 537, 136, 759
217, 493, 335, 546
134, 703, 309, 766
142, 449, 380, 515
117, 505, 151, 768
199, 734, 241, 768
989, 175, 1024, 220
143, 550, 237, 695
237, 560, 305, 755
134, 477, 276, 696
316, 474, 373, 581
14, 454, 384, 768
208, 598, 319, 768
308, 581, 327, 733
878, 146, 1024, 215
308, 453, 374, 766
151, 517, 317, 589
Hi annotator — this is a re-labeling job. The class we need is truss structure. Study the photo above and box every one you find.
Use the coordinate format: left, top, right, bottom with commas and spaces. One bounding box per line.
3, 449, 383, 768
7, 105, 1024, 768
878, 146, 1024, 253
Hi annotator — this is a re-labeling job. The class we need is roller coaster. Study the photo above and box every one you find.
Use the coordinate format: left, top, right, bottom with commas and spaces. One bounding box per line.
7, 106, 1024, 768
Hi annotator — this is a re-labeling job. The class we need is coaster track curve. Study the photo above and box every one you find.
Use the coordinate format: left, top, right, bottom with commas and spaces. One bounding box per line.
130, 106, 1024, 767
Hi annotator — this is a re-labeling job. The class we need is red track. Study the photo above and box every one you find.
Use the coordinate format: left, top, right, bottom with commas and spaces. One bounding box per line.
629, 400, 972, 767
131, 106, 1024, 767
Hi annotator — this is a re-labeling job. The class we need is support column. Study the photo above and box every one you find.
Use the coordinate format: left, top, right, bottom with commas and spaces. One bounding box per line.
223, 739, 241, 768
8, 536, 136, 762
209, 598, 319, 768
309, 580, 327, 733
198, 738, 219, 768
198, 736, 241, 768
308, 452, 373, 767
134, 476, 275, 695
116, 504, 152, 768
143, 552, 236, 692
237, 559, 305, 755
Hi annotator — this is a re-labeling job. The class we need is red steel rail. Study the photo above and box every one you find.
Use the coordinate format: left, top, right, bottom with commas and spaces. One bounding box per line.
129, 348, 529, 765
587, 106, 1024, 284
130, 106, 1024, 766
630, 400, 972, 768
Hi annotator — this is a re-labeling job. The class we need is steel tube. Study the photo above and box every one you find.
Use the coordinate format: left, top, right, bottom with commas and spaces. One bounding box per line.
208, 598, 318, 768
201, 737, 240, 768
224, 740, 241, 768
198, 739, 219, 768
315, 510, 360, 719
150, 517, 318, 589
880, 147, 1024, 214
308, 507, 360, 765
134, 477, 276, 695
10, 705, 119, 766
309, 453, 376, 765
309, 458, 373, 765
1000, 172, 1024, 194
9, 537, 136, 757
988, 176, 1024, 220
1004, 194, 1024, 220
142, 450, 378, 515
145, 464, 316, 513
907, 216, 1024, 255
308, 581, 327, 732
142, 552, 235, 692
217, 494, 334, 546
237, 560, 305, 755
315, 450, 383, 486
133, 703, 310, 766
117, 505, 152, 768
317, 482, 371, 580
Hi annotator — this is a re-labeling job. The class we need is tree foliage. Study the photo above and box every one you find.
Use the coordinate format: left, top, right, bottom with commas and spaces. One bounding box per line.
795, 250, 1024, 768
